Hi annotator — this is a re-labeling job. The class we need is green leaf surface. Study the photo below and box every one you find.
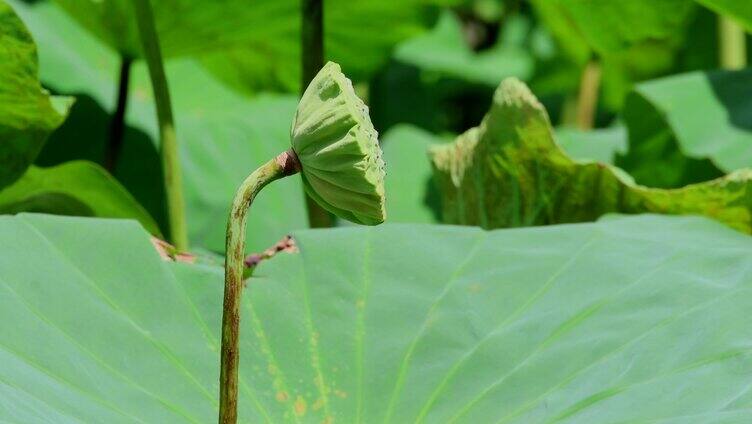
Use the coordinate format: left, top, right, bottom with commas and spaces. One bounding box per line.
0, 161, 161, 236
697, 0, 752, 31
528, 0, 590, 64
530, 0, 696, 59
203, 0, 459, 94
529, 0, 697, 109
10, 0, 307, 253
556, 125, 627, 164
380, 122, 630, 225
393, 11, 534, 86
431, 78, 752, 233
620, 69, 752, 188
52, 0, 454, 94
52, 0, 141, 58
10, 0, 120, 110
0, 1, 72, 190
382, 125, 445, 224
3, 213, 752, 422
379, 123, 628, 225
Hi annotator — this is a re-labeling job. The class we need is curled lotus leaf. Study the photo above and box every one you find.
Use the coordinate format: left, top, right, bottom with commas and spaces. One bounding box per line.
430, 78, 752, 234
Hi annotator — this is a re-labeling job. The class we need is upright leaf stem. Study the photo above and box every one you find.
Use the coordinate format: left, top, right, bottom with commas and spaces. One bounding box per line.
559, 95, 578, 127
301, 0, 333, 228
718, 15, 747, 70
218, 150, 301, 424
132, 0, 189, 250
105, 56, 132, 171
575, 60, 601, 130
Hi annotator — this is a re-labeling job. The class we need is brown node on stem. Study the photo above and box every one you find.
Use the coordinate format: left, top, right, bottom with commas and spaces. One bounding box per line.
276, 149, 302, 176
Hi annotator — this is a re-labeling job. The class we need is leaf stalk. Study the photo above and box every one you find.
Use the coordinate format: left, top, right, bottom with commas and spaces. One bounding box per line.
575, 60, 601, 130
719, 15, 747, 70
132, 0, 189, 250
301, 0, 334, 228
105, 56, 132, 172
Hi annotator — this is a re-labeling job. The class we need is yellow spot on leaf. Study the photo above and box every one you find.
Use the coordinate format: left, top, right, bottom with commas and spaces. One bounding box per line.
294, 396, 307, 416
276, 391, 289, 402
467, 283, 482, 293
133, 88, 150, 102
334, 389, 348, 399
312, 397, 325, 411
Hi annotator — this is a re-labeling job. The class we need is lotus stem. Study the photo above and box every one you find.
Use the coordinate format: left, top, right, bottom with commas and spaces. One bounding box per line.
218, 150, 301, 424
301, 0, 334, 228
719, 15, 747, 70
132, 0, 189, 250
105, 56, 132, 172
575, 60, 601, 130
559, 94, 578, 127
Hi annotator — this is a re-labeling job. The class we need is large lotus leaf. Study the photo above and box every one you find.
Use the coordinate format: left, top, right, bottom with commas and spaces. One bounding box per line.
3, 213, 752, 422
529, 0, 696, 60
52, 0, 140, 58
527, 0, 590, 64
0, 1, 72, 190
529, 0, 697, 109
619, 69, 752, 188
51, 0, 455, 94
431, 78, 752, 233
393, 10, 533, 87
0, 161, 160, 236
9, 0, 121, 111
203, 0, 462, 94
697, 0, 752, 31
10, 0, 307, 253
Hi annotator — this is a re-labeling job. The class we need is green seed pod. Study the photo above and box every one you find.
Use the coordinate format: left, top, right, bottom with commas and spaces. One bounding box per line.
291, 61, 386, 225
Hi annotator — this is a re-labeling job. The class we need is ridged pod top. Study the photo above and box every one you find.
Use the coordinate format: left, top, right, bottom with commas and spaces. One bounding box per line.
291, 62, 386, 225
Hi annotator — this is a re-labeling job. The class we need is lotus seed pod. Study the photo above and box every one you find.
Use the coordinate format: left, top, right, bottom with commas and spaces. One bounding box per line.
291, 61, 386, 225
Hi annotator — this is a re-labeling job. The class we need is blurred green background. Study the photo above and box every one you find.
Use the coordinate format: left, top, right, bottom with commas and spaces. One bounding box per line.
2, 0, 752, 254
